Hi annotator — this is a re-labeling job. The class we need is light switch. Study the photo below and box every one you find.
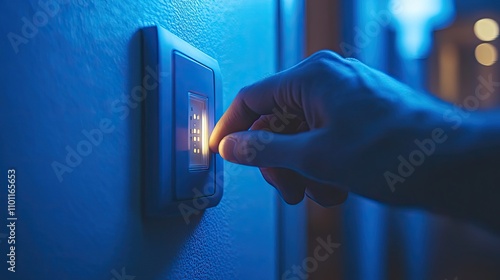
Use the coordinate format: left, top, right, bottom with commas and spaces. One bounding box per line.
142, 26, 223, 218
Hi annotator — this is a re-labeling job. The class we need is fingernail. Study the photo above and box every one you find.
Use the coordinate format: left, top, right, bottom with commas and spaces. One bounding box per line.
219, 136, 238, 163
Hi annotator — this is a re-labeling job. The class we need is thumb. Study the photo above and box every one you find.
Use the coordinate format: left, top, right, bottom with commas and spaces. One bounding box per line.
219, 130, 312, 169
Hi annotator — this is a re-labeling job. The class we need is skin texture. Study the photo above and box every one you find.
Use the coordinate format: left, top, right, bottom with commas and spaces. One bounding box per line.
209, 50, 500, 232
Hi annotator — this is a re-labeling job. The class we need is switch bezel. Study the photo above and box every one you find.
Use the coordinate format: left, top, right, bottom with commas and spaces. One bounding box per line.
142, 25, 223, 218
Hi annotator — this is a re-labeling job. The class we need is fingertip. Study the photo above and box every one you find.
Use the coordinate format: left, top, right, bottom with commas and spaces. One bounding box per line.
209, 121, 227, 153
209, 131, 220, 154
260, 168, 306, 205
218, 135, 238, 163
305, 186, 348, 207
281, 190, 306, 205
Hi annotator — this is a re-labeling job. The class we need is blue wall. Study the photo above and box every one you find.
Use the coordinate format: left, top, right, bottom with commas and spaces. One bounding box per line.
0, 1, 278, 279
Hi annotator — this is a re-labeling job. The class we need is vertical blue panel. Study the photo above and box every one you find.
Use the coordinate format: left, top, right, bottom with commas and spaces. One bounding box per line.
277, 0, 307, 278
342, 1, 390, 280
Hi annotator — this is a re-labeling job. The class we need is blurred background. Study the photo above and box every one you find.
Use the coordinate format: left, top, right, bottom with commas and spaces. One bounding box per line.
1, 0, 500, 279
305, 0, 500, 279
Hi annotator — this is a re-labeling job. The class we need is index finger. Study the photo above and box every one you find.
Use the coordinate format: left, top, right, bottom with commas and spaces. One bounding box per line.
209, 73, 285, 153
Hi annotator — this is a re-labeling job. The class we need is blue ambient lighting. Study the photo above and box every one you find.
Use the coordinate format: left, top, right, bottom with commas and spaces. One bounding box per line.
389, 0, 455, 59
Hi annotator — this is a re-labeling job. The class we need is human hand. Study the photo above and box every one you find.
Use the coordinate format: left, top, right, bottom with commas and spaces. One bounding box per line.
209, 50, 429, 206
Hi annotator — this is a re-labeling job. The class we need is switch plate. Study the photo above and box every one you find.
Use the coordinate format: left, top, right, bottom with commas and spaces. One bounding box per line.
142, 26, 223, 218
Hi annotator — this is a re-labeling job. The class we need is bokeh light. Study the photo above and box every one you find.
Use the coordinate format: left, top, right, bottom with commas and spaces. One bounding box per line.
474, 18, 499, 41
475, 43, 498, 66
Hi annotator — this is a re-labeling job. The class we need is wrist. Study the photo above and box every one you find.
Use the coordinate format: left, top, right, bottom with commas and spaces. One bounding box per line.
420, 106, 500, 231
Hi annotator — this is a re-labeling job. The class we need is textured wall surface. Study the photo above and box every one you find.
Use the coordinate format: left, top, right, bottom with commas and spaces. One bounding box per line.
0, 1, 277, 279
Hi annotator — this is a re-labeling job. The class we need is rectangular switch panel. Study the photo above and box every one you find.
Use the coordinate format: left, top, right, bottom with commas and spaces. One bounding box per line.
142, 26, 223, 218
188, 92, 209, 170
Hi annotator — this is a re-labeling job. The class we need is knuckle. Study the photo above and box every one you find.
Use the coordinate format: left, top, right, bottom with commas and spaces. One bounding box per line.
308, 50, 342, 67
304, 51, 344, 76
345, 57, 360, 63
235, 85, 250, 100
311, 50, 340, 61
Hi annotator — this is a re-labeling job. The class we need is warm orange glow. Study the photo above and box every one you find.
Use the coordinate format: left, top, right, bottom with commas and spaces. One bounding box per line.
202, 112, 208, 159
475, 43, 497, 66
439, 43, 459, 102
